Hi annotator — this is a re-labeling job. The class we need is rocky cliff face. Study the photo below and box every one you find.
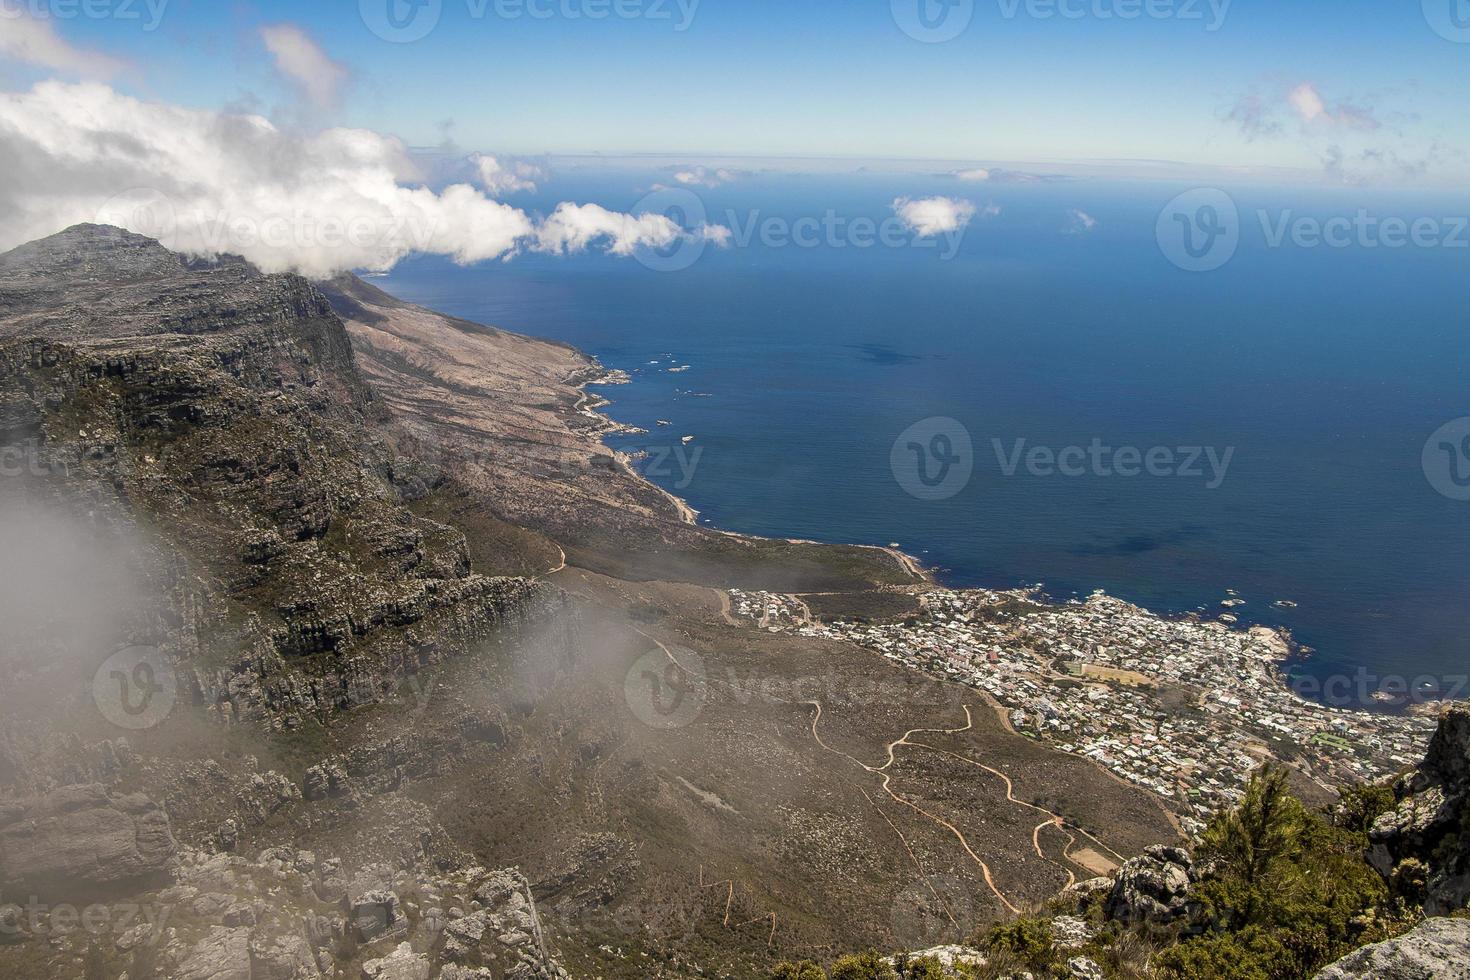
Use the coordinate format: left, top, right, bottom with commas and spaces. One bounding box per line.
1369, 705, 1470, 915
0, 225, 576, 977
0, 225, 573, 749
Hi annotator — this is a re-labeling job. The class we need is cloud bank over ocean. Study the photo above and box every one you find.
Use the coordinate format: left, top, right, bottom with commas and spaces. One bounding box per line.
0, 82, 725, 278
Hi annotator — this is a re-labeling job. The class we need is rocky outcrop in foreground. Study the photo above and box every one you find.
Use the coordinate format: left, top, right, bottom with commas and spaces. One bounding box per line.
0, 783, 177, 895
1, 843, 568, 979
1314, 917, 1470, 979
1103, 844, 1196, 925
1370, 705, 1470, 914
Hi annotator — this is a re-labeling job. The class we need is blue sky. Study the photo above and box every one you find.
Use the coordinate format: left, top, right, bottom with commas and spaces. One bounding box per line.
4, 0, 1469, 182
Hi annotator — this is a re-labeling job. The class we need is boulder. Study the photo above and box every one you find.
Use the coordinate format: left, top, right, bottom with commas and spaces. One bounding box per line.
1050, 915, 1096, 949
362, 941, 430, 980
348, 888, 405, 943
0, 783, 177, 894
0, 903, 28, 944
1314, 917, 1470, 979
1369, 705, 1470, 914
1065, 956, 1105, 980
249, 932, 322, 979
173, 926, 253, 980
1105, 844, 1194, 924
887, 945, 986, 975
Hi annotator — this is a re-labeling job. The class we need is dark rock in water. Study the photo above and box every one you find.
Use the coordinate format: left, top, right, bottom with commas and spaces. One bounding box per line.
0, 783, 177, 894
1313, 917, 1470, 979
1369, 705, 1470, 914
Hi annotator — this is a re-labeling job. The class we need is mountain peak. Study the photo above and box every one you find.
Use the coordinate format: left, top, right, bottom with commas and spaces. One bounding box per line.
0, 223, 186, 283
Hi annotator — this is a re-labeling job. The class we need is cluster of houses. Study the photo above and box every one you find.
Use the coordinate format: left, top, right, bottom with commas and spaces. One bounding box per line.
729, 587, 1436, 829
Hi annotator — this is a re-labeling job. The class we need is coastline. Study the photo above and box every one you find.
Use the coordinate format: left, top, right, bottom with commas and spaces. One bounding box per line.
572, 365, 704, 526
573, 362, 932, 582
568, 351, 1456, 729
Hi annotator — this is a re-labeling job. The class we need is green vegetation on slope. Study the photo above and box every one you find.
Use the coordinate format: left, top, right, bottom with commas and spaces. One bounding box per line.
774, 766, 1422, 979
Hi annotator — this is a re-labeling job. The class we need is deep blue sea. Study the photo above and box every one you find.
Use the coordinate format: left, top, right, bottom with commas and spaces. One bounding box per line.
376, 169, 1470, 706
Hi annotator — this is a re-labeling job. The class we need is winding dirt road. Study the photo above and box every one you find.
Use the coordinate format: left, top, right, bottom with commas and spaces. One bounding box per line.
632, 625, 1120, 925
807, 702, 1126, 914
807, 702, 1023, 915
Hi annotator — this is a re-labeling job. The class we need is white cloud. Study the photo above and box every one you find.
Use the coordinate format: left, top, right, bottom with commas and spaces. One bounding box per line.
0, 81, 702, 278
951, 168, 992, 182
1287, 82, 1327, 124
260, 24, 347, 109
1066, 209, 1098, 234
670, 165, 746, 188
1232, 81, 1381, 136
891, 196, 977, 237
473, 154, 543, 196
0, 11, 128, 78
535, 202, 684, 256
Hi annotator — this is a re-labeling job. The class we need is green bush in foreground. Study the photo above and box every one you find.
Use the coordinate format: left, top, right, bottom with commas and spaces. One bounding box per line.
786, 766, 1423, 980
771, 951, 953, 979
1154, 767, 1399, 979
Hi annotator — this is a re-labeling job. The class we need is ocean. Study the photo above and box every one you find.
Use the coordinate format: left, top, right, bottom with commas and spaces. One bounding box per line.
375, 168, 1470, 706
